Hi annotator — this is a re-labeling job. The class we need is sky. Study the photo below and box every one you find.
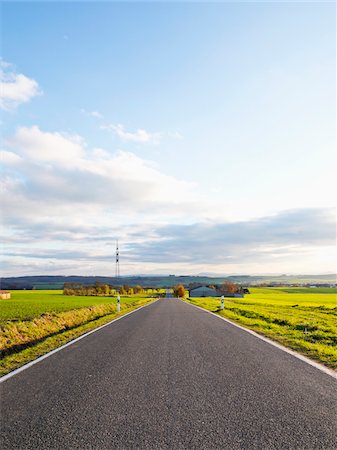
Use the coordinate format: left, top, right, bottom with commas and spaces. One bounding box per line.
1, 2, 336, 276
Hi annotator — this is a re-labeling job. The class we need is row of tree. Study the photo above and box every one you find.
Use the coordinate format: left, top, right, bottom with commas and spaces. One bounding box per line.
63, 281, 247, 297
63, 282, 160, 296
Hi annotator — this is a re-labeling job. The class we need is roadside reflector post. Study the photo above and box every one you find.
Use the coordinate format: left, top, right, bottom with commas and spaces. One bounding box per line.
117, 295, 121, 313
220, 295, 224, 310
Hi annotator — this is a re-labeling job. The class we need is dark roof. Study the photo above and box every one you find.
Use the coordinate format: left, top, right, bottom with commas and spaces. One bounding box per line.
189, 286, 215, 291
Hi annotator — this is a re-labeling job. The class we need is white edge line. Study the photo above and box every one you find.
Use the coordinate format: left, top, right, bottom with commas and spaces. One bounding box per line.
183, 300, 337, 380
0, 299, 158, 384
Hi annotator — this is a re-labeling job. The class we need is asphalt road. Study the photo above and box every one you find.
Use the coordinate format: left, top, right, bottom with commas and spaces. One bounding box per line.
1, 298, 337, 449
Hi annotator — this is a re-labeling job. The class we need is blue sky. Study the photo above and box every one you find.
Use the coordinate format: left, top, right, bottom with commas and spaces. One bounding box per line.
1, 2, 336, 276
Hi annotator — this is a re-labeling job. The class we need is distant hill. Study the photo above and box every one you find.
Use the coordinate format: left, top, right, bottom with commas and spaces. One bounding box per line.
1, 274, 336, 290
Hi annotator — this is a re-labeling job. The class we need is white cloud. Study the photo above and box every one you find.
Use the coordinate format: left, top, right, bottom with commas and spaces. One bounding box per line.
7, 126, 85, 163
90, 110, 103, 118
2, 208, 335, 276
0, 149, 23, 165
127, 209, 336, 264
81, 109, 103, 119
0, 61, 42, 110
1, 125, 206, 276
2, 126, 197, 222
101, 123, 162, 144
3, 125, 334, 276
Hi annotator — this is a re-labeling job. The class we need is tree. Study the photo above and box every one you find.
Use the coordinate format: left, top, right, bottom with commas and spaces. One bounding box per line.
63, 282, 75, 296
123, 284, 130, 294
95, 281, 105, 295
134, 285, 144, 294
173, 284, 186, 298
63, 282, 82, 296
219, 281, 238, 294
103, 284, 110, 296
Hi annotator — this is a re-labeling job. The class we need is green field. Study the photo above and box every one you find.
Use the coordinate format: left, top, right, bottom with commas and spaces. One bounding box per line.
0, 290, 156, 376
185, 287, 337, 370
272, 287, 337, 295
0, 290, 152, 324
1, 287, 336, 376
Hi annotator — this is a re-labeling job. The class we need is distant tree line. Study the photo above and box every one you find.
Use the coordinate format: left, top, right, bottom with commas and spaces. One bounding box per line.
63, 282, 161, 296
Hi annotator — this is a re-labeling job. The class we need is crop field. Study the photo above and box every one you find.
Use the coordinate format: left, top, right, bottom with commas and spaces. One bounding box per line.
0, 290, 152, 324
0, 290, 156, 376
266, 287, 337, 296
186, 287, 337, 370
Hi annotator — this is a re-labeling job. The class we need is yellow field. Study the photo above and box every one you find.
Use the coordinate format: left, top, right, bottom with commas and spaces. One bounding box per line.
186, 287, 337, 369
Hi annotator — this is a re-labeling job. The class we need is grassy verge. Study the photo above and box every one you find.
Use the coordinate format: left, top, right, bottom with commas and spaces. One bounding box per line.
184, 288, 337, 370
0, 290, 154, 323
0, 296, 155, 377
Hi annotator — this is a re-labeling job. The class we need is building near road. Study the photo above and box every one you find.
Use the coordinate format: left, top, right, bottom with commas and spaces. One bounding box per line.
189, 286, 217, 297
189, 286, 244, 298
0, 290, 11, 299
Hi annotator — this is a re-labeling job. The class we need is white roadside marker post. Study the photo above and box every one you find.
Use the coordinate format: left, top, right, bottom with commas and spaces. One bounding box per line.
220, 295, 225, 310
117, 295, 121, 313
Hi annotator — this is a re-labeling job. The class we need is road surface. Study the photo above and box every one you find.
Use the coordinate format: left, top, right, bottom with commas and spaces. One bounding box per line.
1, 298, 337, 449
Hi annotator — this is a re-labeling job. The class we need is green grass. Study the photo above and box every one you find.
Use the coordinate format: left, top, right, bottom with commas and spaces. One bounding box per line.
185, 287, 337, 370
0, 290, 156, 376
0, 290, 149, 324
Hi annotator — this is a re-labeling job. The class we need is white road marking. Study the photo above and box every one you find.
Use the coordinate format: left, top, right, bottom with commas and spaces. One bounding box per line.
0, 300, 158, 383
184, 300, 337, 380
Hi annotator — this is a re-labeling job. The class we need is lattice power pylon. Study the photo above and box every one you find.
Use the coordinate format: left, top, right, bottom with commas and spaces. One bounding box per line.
115, 240, 120, 279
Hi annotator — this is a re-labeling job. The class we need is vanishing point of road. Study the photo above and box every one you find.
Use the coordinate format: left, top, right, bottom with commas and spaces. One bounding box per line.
1, 298, 337, 449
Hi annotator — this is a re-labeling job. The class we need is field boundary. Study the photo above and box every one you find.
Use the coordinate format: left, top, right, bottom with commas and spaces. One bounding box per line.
183, 299, 337, 380
0, 299, 158, 383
